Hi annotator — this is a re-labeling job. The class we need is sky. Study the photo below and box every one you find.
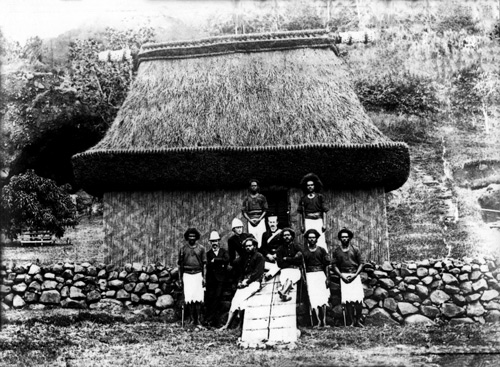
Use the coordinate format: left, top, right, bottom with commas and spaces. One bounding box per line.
0, 0, 235, 42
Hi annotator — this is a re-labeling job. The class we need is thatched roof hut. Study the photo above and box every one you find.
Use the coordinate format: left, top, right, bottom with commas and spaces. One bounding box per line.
73, 30, 410, 265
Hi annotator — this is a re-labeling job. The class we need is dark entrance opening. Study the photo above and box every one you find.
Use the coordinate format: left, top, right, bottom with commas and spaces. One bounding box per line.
260, 187, 290, 229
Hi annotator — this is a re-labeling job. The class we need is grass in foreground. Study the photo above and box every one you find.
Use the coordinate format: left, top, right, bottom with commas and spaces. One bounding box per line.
1, 311, 499, 367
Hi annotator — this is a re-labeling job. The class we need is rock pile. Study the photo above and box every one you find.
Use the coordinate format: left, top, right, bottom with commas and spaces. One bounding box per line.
0, 261, 178, 320
355, 256, 500, 325
1, 257, 499, 325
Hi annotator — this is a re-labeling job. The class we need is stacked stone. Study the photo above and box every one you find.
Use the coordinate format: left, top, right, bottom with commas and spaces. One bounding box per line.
2, 257, 499, 325
0, 261, 178, 318
361, 256, 500, 325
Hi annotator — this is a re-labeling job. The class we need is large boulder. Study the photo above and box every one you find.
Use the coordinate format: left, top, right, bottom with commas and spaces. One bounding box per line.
156, 294, 175, 309
430, 290, 450, 305
478, 184, 500, 212
442, 303, 465, 318
397, 302, 419, 316
467, 301, 486, 317
40, 290, 61, 304
365, 308, 399, 326
404, 314, 434, 326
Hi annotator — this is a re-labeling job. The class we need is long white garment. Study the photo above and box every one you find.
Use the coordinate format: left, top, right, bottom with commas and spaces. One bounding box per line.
280, 268, 301, 284
264, 261, 281, 279
304, 218, 327, 251
340, 273, 364, 304
248, 219, 266, 248
183, 273, 204, 304
229, 281, 261, 312
306, 271, 330, 308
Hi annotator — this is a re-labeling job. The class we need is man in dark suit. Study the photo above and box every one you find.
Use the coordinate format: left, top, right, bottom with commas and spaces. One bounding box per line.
205, 230, 230, 327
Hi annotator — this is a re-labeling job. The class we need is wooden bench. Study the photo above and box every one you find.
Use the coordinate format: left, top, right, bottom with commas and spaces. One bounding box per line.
19, 231, 54, 245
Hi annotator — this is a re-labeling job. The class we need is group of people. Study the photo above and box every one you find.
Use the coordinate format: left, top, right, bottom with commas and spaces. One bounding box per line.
177, 174, 365, 331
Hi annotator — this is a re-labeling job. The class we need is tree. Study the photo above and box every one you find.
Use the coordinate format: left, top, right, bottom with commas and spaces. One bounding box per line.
1, 170, 77, 239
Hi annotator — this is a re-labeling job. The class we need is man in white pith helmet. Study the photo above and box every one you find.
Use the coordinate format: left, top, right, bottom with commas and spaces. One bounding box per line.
227, 218, 251, 265
205, 230, 229, 327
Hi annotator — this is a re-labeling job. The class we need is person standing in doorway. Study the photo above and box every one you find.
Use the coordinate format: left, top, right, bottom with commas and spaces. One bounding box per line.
298, 173, 329, 251
242, 179, 268, 248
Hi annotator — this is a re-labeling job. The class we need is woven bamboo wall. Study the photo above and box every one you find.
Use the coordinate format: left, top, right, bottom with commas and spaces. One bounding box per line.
288, 187, 389, 263
103, 190, 247, 266
104, 187, 388, 266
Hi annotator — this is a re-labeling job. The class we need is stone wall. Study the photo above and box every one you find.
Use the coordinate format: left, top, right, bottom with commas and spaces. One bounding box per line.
1, 256, 499, 325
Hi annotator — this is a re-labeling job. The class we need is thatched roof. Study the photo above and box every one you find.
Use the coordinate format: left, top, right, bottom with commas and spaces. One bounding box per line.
73, 30, 410, 195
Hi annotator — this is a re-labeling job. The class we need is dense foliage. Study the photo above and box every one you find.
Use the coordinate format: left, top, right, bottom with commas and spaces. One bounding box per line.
354, 72, 440, 117
0, 170, 77, 238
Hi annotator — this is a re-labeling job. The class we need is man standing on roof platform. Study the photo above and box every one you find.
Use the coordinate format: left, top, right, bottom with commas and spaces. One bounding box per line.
259, 215, 283, 280
303, 229, 331, 328
298, 173, 329, 251
276, 228, 303, 302
218, 237, 265, 331
242, 179, 268, 248
332, 228, 364, 327
205, 230, 230, 327
178, 227, 207, 328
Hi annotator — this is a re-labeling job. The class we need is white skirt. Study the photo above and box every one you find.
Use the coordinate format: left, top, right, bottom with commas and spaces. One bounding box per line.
229, 281, 261, 312
183, 273, 204, 304
340, 274, 364, 304
280, 268, 301, 284
248, 219, 266, 248
264, 261, 281, 278
306, 271, 330, 309
304, 218, 327, 251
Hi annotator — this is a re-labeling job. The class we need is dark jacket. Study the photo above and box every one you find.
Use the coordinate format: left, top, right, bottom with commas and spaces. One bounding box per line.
276, 241, 303, 269
259, 230, 282, 259
206, 247, 230, 284
228, 232, 251, 264
238, 251, 265, 284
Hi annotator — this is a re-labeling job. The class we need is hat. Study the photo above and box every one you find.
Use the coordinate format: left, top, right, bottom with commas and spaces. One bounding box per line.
338, 228, 354, 240
209, 231, 221, 241
242, 237, 258, 247
231, 218, 243, 229
304, 228, 321, 239
184, 227, 201, 241
280, 227, 296, 240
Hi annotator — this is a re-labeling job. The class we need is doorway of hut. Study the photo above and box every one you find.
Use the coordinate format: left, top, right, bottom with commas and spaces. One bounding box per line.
260, 187, 290, 230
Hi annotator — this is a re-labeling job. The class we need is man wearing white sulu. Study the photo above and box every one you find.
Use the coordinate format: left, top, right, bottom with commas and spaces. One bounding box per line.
298, 173, 329, 251
332, 228, 365, 327
276, 228, 303, 302
302, 229, 332, 328
242, 179, 268, 248
178, 227, 207, 328
219, 237, 265, 331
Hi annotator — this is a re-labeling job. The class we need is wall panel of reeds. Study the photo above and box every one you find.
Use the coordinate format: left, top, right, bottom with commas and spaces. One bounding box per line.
103, 190, 247, 266
288, 187, 389, 263
104, 187, 388, 266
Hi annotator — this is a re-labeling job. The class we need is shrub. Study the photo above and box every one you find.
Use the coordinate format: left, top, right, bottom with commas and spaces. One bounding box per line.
0, 170, 77, 239
448, 62, 483, 120
434, 3, 480, 35
354, 71, 440, 117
